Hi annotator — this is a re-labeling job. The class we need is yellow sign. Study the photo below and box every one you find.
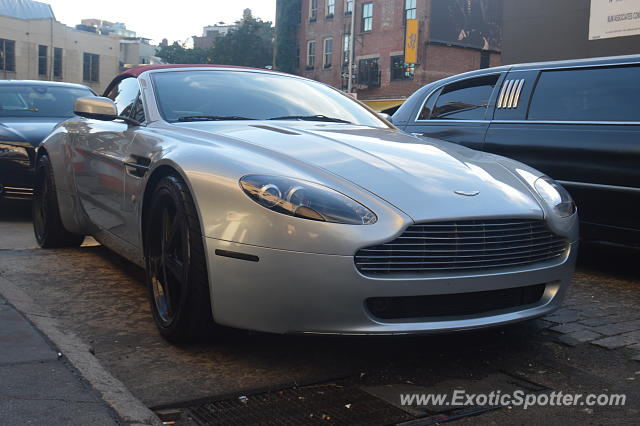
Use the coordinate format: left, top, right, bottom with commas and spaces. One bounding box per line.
405, 19, 419, 64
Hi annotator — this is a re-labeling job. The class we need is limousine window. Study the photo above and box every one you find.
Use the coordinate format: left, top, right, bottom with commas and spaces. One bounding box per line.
528, 65, 640, 122
425, 75, 499, 120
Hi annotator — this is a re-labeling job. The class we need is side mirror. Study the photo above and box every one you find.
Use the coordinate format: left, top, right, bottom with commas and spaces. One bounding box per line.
377, 112, 391, 121
74, 97, 117, 121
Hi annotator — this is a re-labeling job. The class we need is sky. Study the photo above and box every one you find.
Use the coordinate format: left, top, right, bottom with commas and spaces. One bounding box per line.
45, 0, 276, 45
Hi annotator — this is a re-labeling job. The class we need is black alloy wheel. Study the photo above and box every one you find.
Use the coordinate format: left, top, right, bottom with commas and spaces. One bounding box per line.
144, 175, 217, 343
32, 154, 84, 248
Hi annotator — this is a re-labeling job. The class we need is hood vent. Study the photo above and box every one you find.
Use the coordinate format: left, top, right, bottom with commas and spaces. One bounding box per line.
251, 125, 300, 135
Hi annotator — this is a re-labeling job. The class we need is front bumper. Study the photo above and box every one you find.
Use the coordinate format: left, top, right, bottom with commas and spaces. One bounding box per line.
204, 237, 577, 335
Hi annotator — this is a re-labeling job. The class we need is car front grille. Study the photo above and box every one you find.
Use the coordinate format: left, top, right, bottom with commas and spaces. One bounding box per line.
366, 283, 547, 320
0, 185, 33, 200
355, 219, 568, 276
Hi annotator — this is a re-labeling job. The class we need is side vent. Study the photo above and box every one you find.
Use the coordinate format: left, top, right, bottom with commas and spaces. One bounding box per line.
497, 79, 525, 109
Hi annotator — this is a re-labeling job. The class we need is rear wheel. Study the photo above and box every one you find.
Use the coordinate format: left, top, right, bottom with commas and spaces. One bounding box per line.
144, 175, 217, 343
32, 155, 85, 248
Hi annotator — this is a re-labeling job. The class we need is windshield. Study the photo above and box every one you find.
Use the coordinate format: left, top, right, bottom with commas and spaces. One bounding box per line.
151, 70, 387, 127
0, 85, 94, 118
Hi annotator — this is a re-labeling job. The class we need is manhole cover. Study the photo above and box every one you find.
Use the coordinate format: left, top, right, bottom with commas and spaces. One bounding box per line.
186, 384, 413, 426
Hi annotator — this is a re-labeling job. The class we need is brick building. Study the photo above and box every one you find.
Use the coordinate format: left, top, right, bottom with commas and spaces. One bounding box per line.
279, 0, 502, 112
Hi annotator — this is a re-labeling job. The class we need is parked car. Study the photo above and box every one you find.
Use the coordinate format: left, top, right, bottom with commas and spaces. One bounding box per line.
33, 65, 577, 343
391, 55, 640, 248
0, 81, 95, 200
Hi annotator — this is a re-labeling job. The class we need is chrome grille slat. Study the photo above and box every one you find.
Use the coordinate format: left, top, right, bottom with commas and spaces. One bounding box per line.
357, 244, 567, 259
355, 219, 568, 276
395, 231, 553, 240
356, 249, 566, 265
374, 234, 561, 246
402, 225, 547, 234
359, 239, 565, 254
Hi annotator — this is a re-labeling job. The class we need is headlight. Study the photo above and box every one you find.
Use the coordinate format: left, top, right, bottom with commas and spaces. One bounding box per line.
534, 176, 576, 218
0, 143, 30, 161
240, 175, 377, 225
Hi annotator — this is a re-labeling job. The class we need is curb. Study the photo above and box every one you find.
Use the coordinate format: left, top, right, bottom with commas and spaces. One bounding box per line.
0, 275, 162, 425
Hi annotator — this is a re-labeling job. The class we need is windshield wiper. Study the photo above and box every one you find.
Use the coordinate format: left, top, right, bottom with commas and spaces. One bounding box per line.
268, 114, 352, 124
177, 115, 254, 122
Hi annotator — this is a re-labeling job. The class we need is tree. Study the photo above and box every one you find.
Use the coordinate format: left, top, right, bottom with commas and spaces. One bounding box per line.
275, 0, 301, 74
210, 17, 274, 68
156, 41, 211, 64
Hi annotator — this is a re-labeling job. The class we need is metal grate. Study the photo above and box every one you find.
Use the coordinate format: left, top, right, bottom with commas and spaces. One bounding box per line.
366, 283, 547, 320
355, 219, 568, 276
186, 385, 413, 426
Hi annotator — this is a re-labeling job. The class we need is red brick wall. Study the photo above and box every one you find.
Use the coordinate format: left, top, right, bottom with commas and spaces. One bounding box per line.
295, 0, 502, 101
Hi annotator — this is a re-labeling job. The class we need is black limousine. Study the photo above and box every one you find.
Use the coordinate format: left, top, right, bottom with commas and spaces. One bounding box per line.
392, 54, 639, 248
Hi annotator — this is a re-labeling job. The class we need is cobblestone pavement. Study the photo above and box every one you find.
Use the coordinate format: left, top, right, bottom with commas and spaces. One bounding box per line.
542, 245, 640, 362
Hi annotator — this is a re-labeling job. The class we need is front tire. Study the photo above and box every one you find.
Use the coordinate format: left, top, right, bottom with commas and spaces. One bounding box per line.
144, 175, 217, 344
32, 154, 85, 248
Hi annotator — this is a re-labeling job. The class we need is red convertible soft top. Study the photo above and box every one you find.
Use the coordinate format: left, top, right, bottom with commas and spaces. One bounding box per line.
103, 64, 271, 96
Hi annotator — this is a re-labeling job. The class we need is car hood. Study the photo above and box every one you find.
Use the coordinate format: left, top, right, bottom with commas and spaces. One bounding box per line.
172, 121, 543, 221
0, 116, 66, 147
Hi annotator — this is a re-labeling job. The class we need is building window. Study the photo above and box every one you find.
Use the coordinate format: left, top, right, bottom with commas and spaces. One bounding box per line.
327, 0, 335, 17
323, 38, 333, 68
295, 45, 300, 70
53, 48, 63, 77
342, 34, 351, 65
309, 0, 318, 21
480, 50, 490, 69
0, 39, 15, 72
391, 55, 414, 81
344, 0, 353, 14
306, 41, 316, 69
38, 45, 48, 76
361, 3, 373, 32
405, 0, 417, 21
357, 57, 380, 87
83, 53, 100, 82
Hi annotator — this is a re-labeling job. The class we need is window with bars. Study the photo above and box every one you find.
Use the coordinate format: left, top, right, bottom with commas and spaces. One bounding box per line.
53, 48, 63, 77
357, 57, 380, 87
344, 0, 353, 14
323, 38, 333, 68
309, 0, 318, 21
83, 52, 100, 82
38, 45, 48, 76
306, 40, 316, 69
327, 0, 335, 17
0, 39, 15, 72
361, 3, 373, 32
405, 0, 417, 21
391, 55, 414, 81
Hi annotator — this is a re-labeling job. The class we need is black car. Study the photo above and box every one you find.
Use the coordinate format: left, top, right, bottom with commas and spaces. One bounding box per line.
0, 80, 94, 200
392, 55, 640, 248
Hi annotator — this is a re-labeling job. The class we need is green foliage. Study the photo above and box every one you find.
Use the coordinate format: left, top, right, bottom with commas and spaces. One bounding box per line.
156, 17, 274, 69
211, 18, 274, 68
275, 0, 301, 74
156, 42, 211, 64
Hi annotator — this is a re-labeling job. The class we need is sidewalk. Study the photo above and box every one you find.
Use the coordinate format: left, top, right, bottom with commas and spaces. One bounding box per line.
0, 294, 120, 425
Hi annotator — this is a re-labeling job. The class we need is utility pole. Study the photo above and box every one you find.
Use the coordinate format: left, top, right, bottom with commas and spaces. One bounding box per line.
347, 0, 356, 93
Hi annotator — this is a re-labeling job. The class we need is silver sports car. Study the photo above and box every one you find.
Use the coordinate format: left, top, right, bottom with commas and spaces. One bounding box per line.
33, 65, 578, 343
